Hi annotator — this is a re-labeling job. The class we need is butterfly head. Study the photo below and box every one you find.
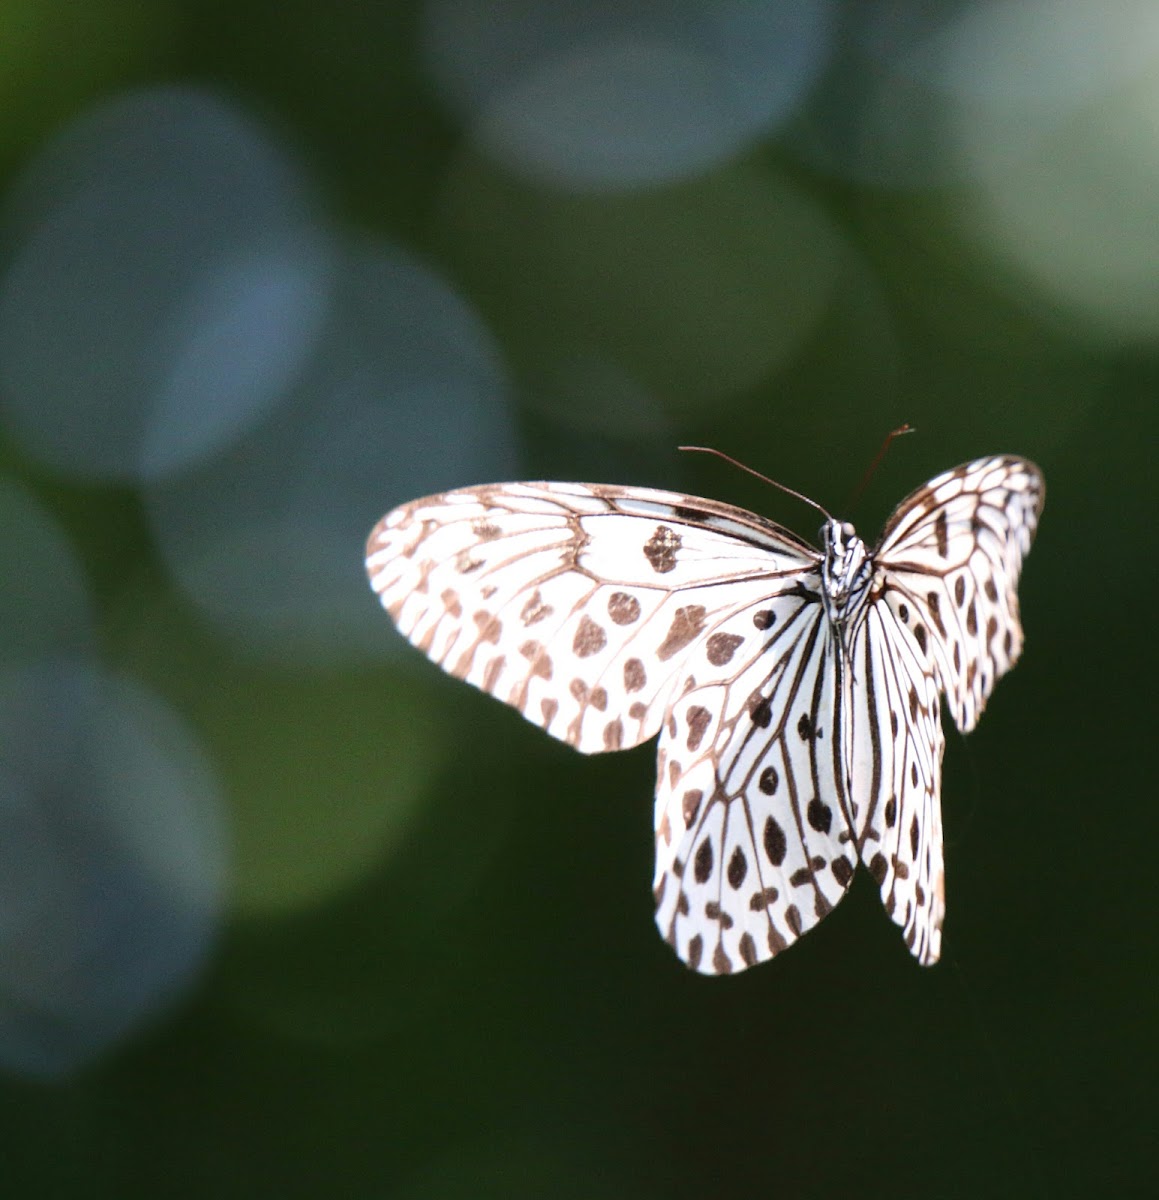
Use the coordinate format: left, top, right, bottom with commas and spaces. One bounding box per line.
820, 518, 871, 630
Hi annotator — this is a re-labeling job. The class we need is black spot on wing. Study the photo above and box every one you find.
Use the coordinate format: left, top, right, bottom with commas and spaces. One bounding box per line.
727, 847, 748, 889
763, 816, 787, 866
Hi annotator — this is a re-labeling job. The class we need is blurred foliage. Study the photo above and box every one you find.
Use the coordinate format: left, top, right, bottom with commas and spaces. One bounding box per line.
0, 2, 1157, 1198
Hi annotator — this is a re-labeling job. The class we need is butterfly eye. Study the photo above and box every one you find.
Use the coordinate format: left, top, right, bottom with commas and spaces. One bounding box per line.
841, 521, 856, 540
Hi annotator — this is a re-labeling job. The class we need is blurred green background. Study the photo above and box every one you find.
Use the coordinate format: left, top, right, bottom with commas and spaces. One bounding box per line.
0, 1, 1155, 1196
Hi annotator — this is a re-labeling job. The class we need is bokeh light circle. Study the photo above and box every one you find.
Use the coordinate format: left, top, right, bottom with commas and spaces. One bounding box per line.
109, 578, 447, 920
0, 659, 227, 1077
943, 0, 1159, 343
436, 155, 846, 419
144, 238, 517, 665
422, 0, 836, 189
0, 85, 334, 482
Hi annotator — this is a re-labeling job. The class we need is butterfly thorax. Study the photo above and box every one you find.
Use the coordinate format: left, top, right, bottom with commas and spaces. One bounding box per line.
819, 518, 872, 633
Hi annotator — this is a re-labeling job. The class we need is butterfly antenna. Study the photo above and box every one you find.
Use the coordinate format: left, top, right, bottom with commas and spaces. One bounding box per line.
678, 445, 832, 521
844, 423, 914, 512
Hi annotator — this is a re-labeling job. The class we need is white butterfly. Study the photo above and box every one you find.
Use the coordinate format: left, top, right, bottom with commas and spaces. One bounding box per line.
366, 456, 1044, 973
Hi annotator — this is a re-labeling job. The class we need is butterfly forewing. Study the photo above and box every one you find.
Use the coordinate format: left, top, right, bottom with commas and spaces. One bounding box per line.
366, 483, 818, 754
875, 456, 1045, 732
366, 455, 1043, 972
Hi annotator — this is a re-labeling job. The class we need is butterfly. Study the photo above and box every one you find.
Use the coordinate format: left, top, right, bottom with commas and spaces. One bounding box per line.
365, 455, 1044, 973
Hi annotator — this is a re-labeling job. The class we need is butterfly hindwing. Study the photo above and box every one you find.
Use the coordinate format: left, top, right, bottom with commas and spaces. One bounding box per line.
851, 599, 946, 964
655, 593, 858, 974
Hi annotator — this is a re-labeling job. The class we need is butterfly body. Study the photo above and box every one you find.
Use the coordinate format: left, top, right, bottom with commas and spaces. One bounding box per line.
819, 518, 874, 666
367, 456, 1043, 973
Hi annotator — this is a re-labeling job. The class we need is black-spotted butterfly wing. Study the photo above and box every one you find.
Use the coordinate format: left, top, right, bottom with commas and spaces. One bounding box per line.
366, 457, 1043, 972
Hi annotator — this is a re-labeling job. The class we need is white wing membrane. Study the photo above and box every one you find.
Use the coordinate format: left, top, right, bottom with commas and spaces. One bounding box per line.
876, 456, 1045, 731
655, 594, 858, 974
367, 483, 817, 754
366, 456, 1043, 973
850, 602, 946, 963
